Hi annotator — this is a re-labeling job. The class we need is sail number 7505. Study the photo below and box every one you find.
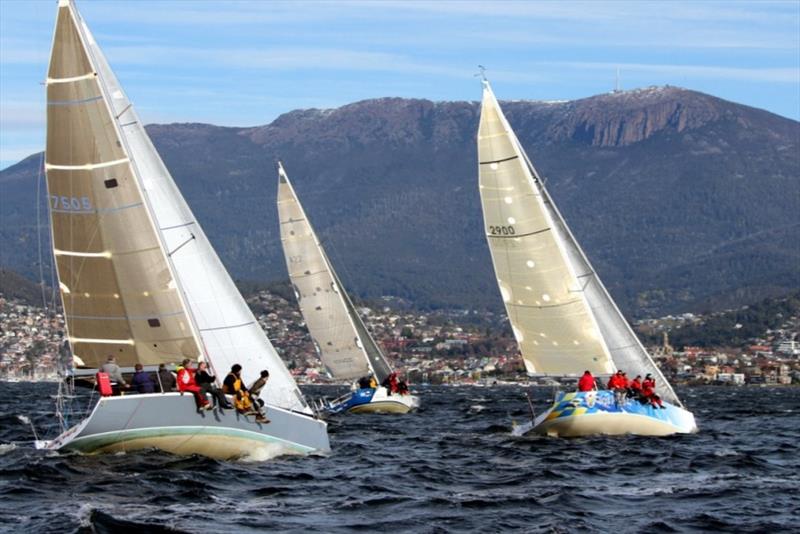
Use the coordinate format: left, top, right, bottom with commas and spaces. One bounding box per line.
488, 225, 516, 236
50, 195, 91, 211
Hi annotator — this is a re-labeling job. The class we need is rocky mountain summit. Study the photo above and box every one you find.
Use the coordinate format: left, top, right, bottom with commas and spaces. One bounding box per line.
1, 86, 797, 316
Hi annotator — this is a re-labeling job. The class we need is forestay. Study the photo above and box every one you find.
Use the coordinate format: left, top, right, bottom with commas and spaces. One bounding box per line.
46, 0, 200, 369
51, 0, 309, 413
277, 164, 392, 383
477, 81, 679, 405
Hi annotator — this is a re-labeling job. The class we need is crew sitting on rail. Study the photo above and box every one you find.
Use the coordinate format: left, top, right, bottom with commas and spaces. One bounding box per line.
396, 379, 409, 395
628, 375, 643, 398
641, 374, 665, 409
177, 358, 212, 411
248, 370, 270, 413
223, 364, 268, 423
607, 370, 628, 406
195, 361, 232, 410
357, 376, 371, 389
381, 372, 399, 395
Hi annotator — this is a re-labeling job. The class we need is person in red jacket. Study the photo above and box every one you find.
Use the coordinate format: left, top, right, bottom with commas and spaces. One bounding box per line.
628, 375, 643, 398
641, 373, 664, 409
577, 370, 596, 392
608, 370, 628, 406
177, 358, 211, 411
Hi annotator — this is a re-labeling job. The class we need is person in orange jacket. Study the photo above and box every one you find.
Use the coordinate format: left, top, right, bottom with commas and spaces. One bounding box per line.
577, 370, 596, 392
177, 358, 211, 411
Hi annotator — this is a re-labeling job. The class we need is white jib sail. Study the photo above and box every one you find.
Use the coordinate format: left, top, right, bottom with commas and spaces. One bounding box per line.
277, 163, 392, 383
58, 0, 309, 412
478, 80, 680, 405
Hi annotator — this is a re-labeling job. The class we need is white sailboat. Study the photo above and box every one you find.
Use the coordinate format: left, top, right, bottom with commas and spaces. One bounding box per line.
477, 79, 697, 437
277, 163, 419, 414
36, 0, 329, 459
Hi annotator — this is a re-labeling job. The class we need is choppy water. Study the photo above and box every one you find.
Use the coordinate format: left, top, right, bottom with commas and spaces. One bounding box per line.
1, 383, 798, 533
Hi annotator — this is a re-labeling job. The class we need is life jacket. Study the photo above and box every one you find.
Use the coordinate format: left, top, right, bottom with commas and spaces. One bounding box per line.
369, 377, 378, 388
224, 372, 253, 412
96, 372, 113, 396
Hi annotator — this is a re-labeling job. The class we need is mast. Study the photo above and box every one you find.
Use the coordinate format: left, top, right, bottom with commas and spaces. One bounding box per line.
277, 163, 392, 383
478, 79, 680, 405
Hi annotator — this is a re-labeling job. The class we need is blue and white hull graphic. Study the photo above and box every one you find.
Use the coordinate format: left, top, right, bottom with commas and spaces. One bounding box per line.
513, 390, 698, 438
325, 386, 420, 415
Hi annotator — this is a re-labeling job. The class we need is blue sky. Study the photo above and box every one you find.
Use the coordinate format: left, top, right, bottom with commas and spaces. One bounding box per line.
1, 0, 798, 169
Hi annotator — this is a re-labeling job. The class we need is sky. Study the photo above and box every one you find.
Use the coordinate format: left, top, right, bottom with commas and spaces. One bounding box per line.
1, 0, 798, 170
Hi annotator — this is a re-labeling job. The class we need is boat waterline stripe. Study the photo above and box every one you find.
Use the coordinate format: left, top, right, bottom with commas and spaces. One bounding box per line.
487, 227, 550, 239
479, 155, 519, 165
67, 310, 185, 321
199, 321, 255, 333
70, 337, 135, 345
54, 249, 111, 258
65, 424, 315, 454
46, 72, 96, 84
46, 157, 129, 171
48, 95, 103, 107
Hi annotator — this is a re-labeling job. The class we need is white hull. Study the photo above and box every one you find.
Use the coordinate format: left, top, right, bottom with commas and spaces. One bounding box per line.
38, 393, 329, 460
327, 387, 420, 415
514, 391, 697, 438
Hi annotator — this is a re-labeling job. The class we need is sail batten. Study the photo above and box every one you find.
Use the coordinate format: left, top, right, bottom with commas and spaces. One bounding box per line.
478, 81, 680, 405
277, 164, 393, 383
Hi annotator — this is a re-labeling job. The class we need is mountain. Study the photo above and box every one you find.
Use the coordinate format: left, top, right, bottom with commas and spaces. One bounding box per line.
1, 87, 798, 316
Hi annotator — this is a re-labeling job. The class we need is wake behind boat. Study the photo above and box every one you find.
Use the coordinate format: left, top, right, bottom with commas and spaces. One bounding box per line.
477, 78, 697, 437
36, 0, 328, 460
277, 163, 419, 414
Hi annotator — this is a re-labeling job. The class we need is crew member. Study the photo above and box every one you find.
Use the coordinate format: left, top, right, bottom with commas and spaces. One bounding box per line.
177, 358, 211, 411
223, 364, 268, 423
577, 370, 596, 392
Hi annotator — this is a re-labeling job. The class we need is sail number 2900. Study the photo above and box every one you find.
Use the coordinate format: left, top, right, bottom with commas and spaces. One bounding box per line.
488, 225, 516, 236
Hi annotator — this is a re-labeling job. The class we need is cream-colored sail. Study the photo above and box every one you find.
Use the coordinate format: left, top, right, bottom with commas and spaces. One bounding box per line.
277, 163, 392, 382
46, 0, 199, 369
478, 80, 680, 405
478, 82, 615, 376
46, 0, 308, 412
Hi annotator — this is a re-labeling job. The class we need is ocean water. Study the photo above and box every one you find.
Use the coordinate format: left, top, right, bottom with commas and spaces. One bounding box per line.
0, 383, 798, 533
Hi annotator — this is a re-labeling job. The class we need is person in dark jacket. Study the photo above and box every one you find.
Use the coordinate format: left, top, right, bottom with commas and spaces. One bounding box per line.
131, 363, 155, 393
195, 361, 232, 410
248, 370, 270, 410
157, 363, 176, 392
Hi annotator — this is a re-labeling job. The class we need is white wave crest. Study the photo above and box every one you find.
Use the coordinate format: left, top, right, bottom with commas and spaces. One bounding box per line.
238, 442, 305, 463
0, 443, 17, 455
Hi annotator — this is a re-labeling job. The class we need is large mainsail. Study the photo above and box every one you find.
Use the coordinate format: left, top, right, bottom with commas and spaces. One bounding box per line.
478, 81, 679, 405
277, 164, 392, 383
47, 0, 309, 413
